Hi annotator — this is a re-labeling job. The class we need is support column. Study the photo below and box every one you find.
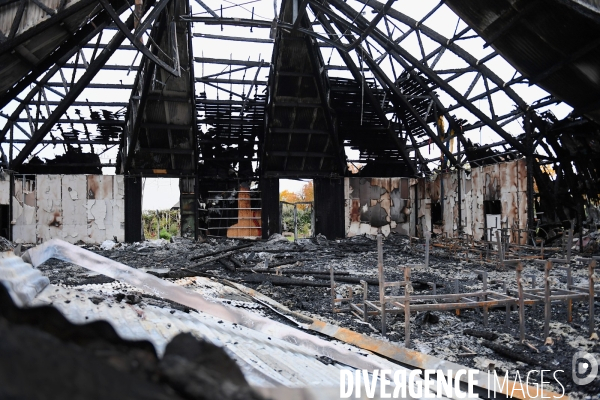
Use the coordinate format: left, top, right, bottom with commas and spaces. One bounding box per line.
260, 178, 280, 239
180, 177, 197, 239
525, 113, 535, 242
124, 176, 143, 242
314, 177, 345, 239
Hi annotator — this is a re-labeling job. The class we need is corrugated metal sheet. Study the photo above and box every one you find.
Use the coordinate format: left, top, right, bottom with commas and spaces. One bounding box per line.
0, 251, 49, 307
0, 248, 456, 399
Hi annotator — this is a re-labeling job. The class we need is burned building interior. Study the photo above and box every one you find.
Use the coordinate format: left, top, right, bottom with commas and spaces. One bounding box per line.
0, 0, 600, 399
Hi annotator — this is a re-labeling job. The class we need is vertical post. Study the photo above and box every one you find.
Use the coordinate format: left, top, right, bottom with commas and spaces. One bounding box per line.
516, 262, 525, 342
454, 278, 460, 316
457, 146, 462, 235
482, 271, 488, 327
414, 180, 419, 237
311, 203, 315, 237
124, 176, 143, 242
187, 10, 200, 241
293, 204, 298, 242
330, 264, 336, 312
567, 266, 573, 323
377, 233, 386, 336
279, 202, 283, 233
424, 230, 430, 268
260, 178, 280, 239
404, 266, 411, 348
543, 260, 552, 341
503, 282, 510, 326
525, 112, 535, 243
578, 202, 584, 253
362, 280, 368, 321
9, 123, 13, 166
588, 260, 597, 339
496, 230, 504, 266
567, 225, 574, 262
8, 171, 13, 241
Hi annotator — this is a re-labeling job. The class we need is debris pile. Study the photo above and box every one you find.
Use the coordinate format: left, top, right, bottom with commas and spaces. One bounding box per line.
5, 233, 600, 397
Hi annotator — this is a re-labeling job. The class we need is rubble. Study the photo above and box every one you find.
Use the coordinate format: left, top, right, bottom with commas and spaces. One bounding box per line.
3, 233, 598, 398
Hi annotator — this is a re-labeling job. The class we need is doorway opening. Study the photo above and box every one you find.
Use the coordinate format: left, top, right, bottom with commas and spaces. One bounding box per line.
142, 178, 180, 240
279, 179, 314, 241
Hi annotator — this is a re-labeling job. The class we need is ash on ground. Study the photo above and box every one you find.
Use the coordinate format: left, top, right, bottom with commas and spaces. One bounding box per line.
32, 234, 600, 399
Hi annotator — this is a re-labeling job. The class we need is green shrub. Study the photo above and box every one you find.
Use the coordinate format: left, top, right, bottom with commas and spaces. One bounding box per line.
159, 228, 171, 240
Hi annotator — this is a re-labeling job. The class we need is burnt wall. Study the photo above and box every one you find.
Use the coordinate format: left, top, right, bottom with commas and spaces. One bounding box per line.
344, 177, 416, 237
12, 175, 125, 244
418, 159, 528, 243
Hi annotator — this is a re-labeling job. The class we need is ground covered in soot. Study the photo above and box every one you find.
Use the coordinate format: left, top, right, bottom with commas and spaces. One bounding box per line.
33, 233, 600, 399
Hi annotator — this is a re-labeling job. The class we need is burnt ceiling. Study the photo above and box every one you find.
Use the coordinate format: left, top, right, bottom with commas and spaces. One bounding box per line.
0, 0, 598, 219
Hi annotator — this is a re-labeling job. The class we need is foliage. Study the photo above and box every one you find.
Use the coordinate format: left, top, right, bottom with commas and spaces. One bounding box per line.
159, 228, 171, 241
143, 209, 180, 240
280, 181, 314, 238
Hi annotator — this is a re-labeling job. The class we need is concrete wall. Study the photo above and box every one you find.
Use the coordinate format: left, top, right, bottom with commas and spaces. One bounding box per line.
417, 159, 527, 243
12, 175, 124, 244
345, 177, 416, 237
345, 159, 527, 243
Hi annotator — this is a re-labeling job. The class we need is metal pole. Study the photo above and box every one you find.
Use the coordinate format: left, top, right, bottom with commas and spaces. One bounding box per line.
454, 278, 460, 316
567, 265, 573, 323
525, 113, 535, 244
330, 264, 336, 312
502, 282, 510, 326
293, 204, 298, 242
362, 280, 368, 321
496, 230, 504, 266
588, 260, 597, 339
311, 203, 315, 237
516, 262, 525, 342
457, 145, 462, 234
567, 225, 573, 262
377, 233, 386, 335
424, 230, 430, 268
404, 266, 411, 348
482, 271, 488, 326
543, 260, 552, 341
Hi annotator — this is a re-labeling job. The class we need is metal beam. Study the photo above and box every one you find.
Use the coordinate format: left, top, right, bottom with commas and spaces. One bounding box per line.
182, 16, 273, 28
192, 0, 218, 18
99, 0, 180, 76
0, 4, 124, 110
194, 57, 270, 67
196, 77, 267, 85
10, 15, 134, 168
193, 33, 273, 43
346, 0, 395, 51
311, 7, 417, 175
332, 0, 529, 155
0, 0, 96, 53
355, 0, 531, 114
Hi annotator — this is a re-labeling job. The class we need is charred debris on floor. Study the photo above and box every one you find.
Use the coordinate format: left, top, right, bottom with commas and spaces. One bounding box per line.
25, 231, 600, 397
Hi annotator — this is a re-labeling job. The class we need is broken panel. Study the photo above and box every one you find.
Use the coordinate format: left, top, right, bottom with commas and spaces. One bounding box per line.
345, 177, 413, 237
418, 159, 527, 243
12, 175, 124, 244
